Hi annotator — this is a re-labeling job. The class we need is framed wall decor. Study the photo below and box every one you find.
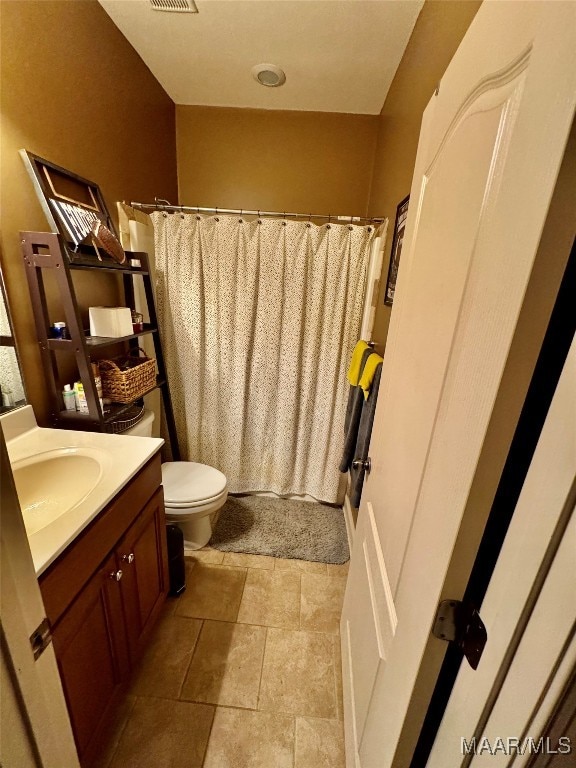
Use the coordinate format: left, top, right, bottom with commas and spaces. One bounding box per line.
384, 194, 409, 306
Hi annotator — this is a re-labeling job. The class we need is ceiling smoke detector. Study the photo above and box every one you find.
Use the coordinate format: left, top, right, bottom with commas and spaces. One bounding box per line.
150, 0, 198, 12
251, 63, 286, 88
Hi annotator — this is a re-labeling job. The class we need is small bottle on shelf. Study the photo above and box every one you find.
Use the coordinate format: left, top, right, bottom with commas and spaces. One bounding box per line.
51, 321, 71, 339
131, 311, 144, 333
62, 384, 76, 411
74, 382, 90, 413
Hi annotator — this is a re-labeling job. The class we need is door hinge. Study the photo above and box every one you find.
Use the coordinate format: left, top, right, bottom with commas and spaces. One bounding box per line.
432, 600, 487, 670
29, 618, 52, 661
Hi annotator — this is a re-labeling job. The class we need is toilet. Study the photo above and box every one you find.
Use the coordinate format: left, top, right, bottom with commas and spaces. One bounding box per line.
124, 411, 228, 549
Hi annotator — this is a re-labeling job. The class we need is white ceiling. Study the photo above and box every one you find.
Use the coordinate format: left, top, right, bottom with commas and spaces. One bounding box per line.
98, 0, 424, 115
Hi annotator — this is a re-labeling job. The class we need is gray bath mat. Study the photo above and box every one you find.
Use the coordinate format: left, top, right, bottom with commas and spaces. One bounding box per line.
210, 495, 350, 564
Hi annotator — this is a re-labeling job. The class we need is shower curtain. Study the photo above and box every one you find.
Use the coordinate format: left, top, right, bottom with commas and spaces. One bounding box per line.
151, 212, 373, 503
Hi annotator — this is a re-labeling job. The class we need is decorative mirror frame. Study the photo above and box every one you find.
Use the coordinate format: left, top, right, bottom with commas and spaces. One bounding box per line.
0, 263, 27, 411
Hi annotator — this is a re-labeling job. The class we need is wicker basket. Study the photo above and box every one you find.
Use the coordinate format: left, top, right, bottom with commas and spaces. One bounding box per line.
99, 347, 156, 403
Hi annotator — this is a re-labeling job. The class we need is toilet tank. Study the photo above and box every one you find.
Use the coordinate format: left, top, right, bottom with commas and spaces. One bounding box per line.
122, 409, 155, 437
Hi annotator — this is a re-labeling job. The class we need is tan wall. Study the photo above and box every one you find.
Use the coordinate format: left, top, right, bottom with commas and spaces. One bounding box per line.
177, 106, 379, 216
368, 0, 482, 352
0, 0, 178, 424
0, 0, 480, 422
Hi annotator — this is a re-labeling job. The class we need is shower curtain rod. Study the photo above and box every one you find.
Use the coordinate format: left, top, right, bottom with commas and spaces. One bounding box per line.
129, 199, 385, 226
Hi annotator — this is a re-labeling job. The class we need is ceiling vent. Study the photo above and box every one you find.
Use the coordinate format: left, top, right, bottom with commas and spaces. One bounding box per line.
251, 63, 286, 88
150, 0, 198, 12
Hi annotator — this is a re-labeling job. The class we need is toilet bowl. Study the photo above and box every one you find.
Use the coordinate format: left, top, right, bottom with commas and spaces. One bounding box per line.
123, 411, 228, 549
161, 461, 228, 549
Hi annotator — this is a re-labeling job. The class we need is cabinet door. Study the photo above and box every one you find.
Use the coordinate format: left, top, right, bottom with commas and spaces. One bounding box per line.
51, 551, 129, 760
117, 487, 168, 663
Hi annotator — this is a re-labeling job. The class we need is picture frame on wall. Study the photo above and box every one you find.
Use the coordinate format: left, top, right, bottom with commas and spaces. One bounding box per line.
384, 195, 410, 306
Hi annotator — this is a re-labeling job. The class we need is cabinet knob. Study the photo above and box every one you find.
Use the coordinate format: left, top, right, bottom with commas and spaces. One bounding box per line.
122, 553, 135, 564
109, 569, 123, 582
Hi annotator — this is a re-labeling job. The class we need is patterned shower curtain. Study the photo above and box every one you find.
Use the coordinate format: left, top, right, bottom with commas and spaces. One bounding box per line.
151, 212, 372, 503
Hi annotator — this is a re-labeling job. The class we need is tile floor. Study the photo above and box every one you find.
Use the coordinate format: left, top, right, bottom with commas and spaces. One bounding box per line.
96, 547, 349, 768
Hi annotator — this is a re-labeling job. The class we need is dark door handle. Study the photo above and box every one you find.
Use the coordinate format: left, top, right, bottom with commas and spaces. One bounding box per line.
352, 457, 371, 474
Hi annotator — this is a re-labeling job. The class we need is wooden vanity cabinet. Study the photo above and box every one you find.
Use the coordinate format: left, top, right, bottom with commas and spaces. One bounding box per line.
39, 453, 168, 766
49, 551, 130, 760
117, 487, 166, 663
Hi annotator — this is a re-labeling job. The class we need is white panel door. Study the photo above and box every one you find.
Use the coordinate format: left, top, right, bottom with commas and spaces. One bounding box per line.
0, 432, 80, 768
428, 335, 576, 766
340, 2, 576, 767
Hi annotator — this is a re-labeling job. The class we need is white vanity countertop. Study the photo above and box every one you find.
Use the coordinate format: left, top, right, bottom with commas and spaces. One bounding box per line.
1, 406, 164, 576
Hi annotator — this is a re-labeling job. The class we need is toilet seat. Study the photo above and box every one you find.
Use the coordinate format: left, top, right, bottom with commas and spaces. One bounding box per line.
162, 461, 227, 506
166, 489, 228, 510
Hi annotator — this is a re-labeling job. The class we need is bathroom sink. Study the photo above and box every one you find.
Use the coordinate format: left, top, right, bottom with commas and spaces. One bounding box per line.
2, 404, 164, 574
12, 448, 105, 536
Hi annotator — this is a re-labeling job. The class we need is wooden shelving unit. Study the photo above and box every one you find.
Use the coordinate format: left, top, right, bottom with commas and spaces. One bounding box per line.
20, 230, 180, 459
18, 150, 179, 458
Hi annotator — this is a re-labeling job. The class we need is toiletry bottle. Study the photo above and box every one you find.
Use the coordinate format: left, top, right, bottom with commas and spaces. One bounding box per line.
131, 311, 144, 333
52, 321, 66, 339
62, 384, 76, 411
74, 381, 90, 413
